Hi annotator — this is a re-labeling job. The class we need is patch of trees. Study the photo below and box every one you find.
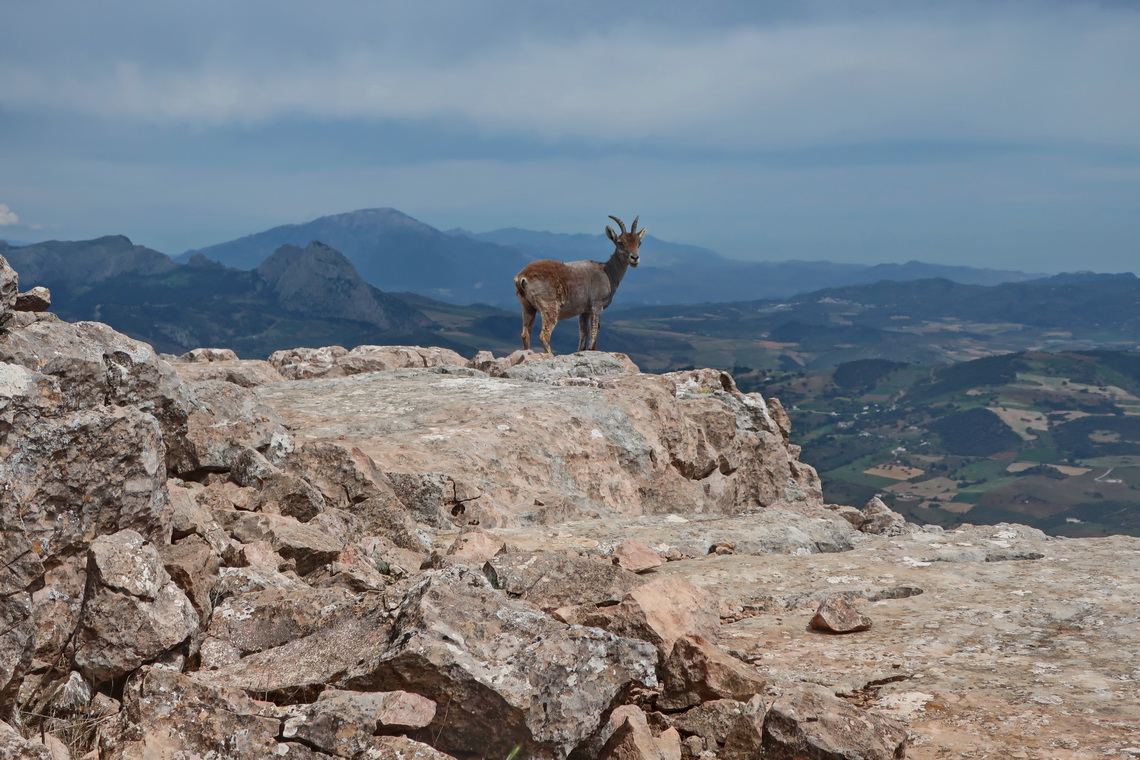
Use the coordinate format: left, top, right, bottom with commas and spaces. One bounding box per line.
927, 407, 1022, 457
832, 359, 909, 391
905, 353, 1023, 403
1053, 416, 1140, 458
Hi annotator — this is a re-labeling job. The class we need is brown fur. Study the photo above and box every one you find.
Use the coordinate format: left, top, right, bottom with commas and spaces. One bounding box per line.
515, 215, 645, 355
515, 259, 569, 305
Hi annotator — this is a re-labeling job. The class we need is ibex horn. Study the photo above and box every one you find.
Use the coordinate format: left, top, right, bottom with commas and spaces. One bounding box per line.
608, 215, 627, 234
631, 216, 639, 234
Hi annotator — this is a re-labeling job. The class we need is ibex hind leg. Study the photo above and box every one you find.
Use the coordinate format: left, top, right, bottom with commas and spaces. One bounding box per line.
539, 311, 557, 355
520, 302, 537, 350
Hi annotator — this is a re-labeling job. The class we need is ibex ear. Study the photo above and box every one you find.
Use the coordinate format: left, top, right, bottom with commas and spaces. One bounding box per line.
605, 225, 618, 243
638, 228, 647, 241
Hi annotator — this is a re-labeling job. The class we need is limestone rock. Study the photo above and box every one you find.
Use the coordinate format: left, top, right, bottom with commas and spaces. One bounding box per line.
158, 535, 221, 622
445, 528, 504, 563
254, 364, 821, 525
97, 667, 280, 759
71, 530, 199, 684
196, 596, 393, 701
860, 497, 908, 536
29, 558, 85, 665
214, 511, 344, 575
256, 471, 327, 522
284, 443, 427, 545
14, 286, 50, 313
0, 719, 52, 759
613, 539, 664, 573
179, 347, 240, 363
810, 594, 873, 634
658, 635, 767, 711
182, 379, 293, 474
483, 551, 641, 612
466, 348, 534, 376
488, 509, 858, 558
269, 345, 349, 379
199, 587, 373, 670
0, 254, 17, 318
598, 715, 670, 760
281, 689, 436, 756
665, 697, 766, 760
338, 567, 659, 760
337, 344, 468, 374
762, 684, 907, 760
583, 576, 720, 658
501, 350, 642, 384
364, 736, 459, 760
0, 317, 204, 475
172, 357, 286, 388
1, 403, 171, 564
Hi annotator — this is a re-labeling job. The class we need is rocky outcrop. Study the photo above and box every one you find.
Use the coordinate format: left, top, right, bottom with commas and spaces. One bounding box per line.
253, 352, 822, 527
4, 255, 1140, 759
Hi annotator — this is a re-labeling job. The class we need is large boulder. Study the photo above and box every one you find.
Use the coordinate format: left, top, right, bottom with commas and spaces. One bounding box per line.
762, 684, 908, 760
71, 530, 199, 684
483, 551, 642, 612
181, 379, 293, 474
254, 359, 822, 525
97, 667, 281, 759
0, 317, 194, 473
1, 404, 170, 561
339, 567, 659, 759
205, 567, 657, 759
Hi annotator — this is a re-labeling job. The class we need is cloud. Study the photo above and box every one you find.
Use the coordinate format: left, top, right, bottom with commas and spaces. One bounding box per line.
0, 204, 18, 225
2, 4, 1138, 151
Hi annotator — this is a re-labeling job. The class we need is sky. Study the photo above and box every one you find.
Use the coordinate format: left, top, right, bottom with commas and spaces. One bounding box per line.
1, 0, 1138, 273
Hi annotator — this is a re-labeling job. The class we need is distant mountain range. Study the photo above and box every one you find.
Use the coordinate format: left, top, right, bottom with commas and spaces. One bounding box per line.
612, 273, 1140, 373
3, 208, 1134, 364
1, 237, 437, 356
179, 207, 1046, 307
181, 208, 532, 305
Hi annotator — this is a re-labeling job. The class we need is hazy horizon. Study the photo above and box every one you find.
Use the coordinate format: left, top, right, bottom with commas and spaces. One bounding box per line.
2, 1, 1138, 272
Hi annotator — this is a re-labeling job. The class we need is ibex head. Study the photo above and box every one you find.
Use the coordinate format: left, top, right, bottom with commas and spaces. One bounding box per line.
605, 215, 646, 268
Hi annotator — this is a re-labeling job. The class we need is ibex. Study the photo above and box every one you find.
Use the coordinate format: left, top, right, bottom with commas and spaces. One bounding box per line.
514, 215, 645, 355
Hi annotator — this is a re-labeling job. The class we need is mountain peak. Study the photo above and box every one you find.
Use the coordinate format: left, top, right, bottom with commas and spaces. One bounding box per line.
256, 241, 431, 331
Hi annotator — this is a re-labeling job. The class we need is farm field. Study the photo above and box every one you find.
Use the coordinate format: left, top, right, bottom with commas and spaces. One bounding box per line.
758, 351, 1140, 537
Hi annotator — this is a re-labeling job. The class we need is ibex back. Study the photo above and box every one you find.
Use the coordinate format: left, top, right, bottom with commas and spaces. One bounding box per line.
514, 215, 645, 355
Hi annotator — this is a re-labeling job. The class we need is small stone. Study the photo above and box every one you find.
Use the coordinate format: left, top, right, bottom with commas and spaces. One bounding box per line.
13, 286, 51, 312
860, 497, 907, 536
599, 715, 668, 760
810, 594, 873, 634
613, 539, 665, 573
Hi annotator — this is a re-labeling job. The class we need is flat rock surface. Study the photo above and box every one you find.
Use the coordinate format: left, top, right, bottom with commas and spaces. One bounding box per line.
646, 523, 1140, 759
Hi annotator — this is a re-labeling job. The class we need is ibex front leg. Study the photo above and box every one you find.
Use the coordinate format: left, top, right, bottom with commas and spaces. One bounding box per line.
587, 310, 602, 350
578, 314, 591, 352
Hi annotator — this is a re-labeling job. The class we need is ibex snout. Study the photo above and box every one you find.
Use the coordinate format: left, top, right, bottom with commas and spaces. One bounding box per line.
629, 251, 640, 268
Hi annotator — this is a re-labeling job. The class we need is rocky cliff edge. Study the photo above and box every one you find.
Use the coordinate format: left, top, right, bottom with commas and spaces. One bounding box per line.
2, 253, 1138, 759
